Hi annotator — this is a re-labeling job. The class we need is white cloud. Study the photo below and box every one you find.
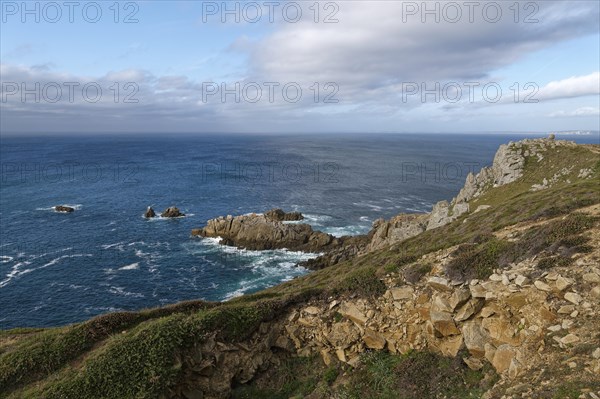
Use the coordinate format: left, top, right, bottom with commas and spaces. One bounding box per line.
548, 107, 600, 118
538, 72, 600, 101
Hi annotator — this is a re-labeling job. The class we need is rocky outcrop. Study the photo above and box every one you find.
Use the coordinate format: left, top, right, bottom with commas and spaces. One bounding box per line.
192, 212, 340, 252
301, 235, 370, 269
367, 213, 429, 251
144, 206, 156, 218
161, 207, 185, 218
367, 137, 577, 249
172, 245, 600, 399
264, 208, 304, 222
54, 205, 74, 213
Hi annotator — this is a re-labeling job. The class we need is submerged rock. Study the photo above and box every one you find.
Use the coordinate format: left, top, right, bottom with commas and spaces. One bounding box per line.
54, 205, 74, 213
144, 206, 156, 218
161, 207, 185, 218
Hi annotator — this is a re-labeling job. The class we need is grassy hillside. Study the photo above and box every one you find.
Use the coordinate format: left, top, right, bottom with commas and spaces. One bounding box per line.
1, 141, 598, 399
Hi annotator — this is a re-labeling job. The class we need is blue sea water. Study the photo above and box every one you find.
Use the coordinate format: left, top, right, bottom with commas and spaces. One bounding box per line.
0, 133, 597, 329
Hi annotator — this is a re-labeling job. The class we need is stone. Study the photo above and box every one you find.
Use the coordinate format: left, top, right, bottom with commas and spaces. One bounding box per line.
463, 356, 484, 370
492, 344, 517, 373
480, 307, 496, 318
303, 306, 320, 315
489, 274, 502, 282
591, 286, 600, 299
582, 273, 600, 283
454, 299, 484, 322
540, 307, 557, 322
363, 329, 386, 349
592, 348, 600, 359
161, 207, 185, 218
449, 288, 471, 311
558, 305, 575, 314
54, 205, 75, 213
484, 343, 496, 364
437, 334, 464, 357
508, 358, 523, 379
534, 280, 552, 292
339, 302, 367, 326
390, 286, 414, 301
462, 321, 489, 357
555, 276, 573, 292
470, 284, 487, 298
564, 292, 582, 305
335, 348, 346, 363
431, 295, 453, 313
430, 311, 461, 336
320, 349, 335, 366
427, 277, 453, 292
144, 206, 156, 218
560, 334, 579, 345
505, 293, 528, 309
515, 275, 530, 286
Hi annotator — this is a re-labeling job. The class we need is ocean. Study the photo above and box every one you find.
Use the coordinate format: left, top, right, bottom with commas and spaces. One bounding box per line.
0, 133, 596, 329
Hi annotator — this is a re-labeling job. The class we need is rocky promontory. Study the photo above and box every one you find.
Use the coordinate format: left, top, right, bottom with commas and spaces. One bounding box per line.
192, 210, 339, 252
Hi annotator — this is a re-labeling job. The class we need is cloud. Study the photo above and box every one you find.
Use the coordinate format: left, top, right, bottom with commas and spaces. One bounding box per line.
537, 72, 600, 101
2, 1, 599, 133
548, 107, 600, 118
240, 0, 600, 104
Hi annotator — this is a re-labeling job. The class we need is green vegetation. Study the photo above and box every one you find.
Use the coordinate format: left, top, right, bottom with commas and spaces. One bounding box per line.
402, 263, 433, 284
335, 266, 387, 297
231, 355, 327, 399
338, 351, 495, 399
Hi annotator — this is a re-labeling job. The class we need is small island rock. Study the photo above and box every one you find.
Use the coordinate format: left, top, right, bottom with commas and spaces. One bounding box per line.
161, 207, 185, 218
54, 205, 75, 213
144, 206, 156, 218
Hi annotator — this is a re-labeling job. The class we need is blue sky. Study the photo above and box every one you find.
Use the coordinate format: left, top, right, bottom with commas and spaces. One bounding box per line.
1, 0, 599, 133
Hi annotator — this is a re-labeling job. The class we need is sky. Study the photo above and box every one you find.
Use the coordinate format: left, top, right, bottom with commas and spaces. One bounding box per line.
1, 0, 599, 134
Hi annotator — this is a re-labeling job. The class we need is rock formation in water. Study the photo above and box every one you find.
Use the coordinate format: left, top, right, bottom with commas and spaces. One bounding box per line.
54, 205, 75, 213
161, 207, 185, 218
192, 212, 338, 252
144, 206, 156, 218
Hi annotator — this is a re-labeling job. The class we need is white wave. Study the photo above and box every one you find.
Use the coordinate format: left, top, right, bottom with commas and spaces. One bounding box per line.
321, 225, 369, 237
143, 213, 194, 221
0, 253, 91, 288
108, 286, 144, 298
119, 262, 140, 271
302, 213, 333, 224
0, 256, 14, 263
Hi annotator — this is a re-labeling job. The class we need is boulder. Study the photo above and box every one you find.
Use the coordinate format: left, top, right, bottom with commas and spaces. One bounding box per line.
54, 205, 74, 213
161, 207, 185, 218
144, 206, 156, 218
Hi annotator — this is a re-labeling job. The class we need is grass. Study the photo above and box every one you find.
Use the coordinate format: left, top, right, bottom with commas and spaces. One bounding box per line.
338, 350, 495, 399
231, 355, 328, 399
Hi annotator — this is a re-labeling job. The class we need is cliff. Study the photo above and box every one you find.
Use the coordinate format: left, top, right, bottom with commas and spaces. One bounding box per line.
1, 137, 599, 399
